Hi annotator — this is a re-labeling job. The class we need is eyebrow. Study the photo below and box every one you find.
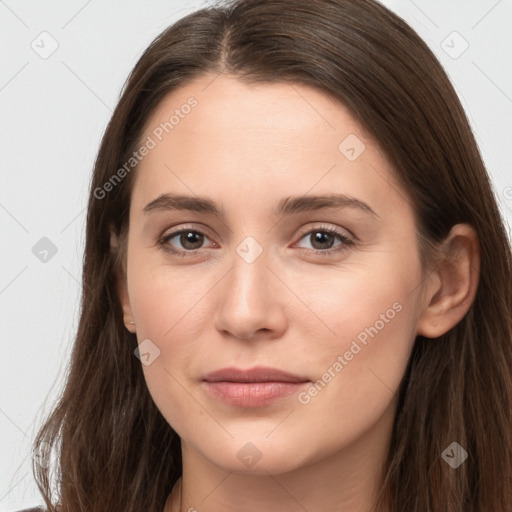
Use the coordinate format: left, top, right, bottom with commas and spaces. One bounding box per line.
143, 193, 379, 219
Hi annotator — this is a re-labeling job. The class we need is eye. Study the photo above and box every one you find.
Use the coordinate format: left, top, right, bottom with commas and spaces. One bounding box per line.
295, 226, 353, 256
157, 224, 354, 258
157, 227, 215, 255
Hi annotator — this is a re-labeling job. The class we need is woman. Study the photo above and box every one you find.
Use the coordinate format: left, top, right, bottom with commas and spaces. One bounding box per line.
26, 0, 512, 511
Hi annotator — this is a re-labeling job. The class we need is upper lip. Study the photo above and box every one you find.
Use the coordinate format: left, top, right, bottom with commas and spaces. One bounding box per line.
203, 366, 309, 383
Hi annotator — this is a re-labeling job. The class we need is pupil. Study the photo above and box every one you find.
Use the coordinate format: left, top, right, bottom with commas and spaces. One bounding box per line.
312, 231, 333, 250
182, 231, 203, 249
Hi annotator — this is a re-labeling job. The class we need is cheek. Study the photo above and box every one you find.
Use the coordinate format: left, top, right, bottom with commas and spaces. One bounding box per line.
126, 263, 217, 426
294, 252, 419, 412
296, 249, 417, 353
313, 296, 412, 390
128, 262, 210, 342
293, 290, 415, 455
126, 270, 201, 436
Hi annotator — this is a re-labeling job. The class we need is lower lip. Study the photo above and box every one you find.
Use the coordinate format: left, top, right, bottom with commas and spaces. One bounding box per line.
204, 381, 308, 407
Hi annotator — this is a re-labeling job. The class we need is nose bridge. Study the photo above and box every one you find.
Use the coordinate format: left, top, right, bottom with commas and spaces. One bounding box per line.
213, 234, 287, 339
229, 235, 272, 308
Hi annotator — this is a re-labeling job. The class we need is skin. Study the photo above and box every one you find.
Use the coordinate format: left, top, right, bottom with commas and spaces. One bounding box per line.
113, 74, 480, 512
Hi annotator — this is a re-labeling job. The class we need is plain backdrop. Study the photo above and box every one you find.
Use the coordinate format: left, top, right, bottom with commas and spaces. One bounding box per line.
1, 0, 511, 510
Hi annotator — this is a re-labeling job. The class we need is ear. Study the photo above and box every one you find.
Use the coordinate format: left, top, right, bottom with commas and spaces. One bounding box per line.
417, 223, 480, 339
110, 226, 136, 334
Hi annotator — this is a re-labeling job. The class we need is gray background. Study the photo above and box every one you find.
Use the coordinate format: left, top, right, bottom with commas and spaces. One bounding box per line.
1, 0, 511, 510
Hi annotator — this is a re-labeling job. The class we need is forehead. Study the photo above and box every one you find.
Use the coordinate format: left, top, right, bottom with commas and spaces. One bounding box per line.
130, 73, 405, 219
140, 73, 368, 148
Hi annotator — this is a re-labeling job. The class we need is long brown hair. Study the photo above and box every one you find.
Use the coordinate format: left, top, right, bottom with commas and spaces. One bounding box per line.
33, 0, 512, 510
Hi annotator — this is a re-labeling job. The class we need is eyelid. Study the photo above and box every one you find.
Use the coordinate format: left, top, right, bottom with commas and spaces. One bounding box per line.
292, 224, 354, 256
158, 223, 355, 256
295, 223, 354, 242
159, 223, 216, 241
157, 224, 216, 254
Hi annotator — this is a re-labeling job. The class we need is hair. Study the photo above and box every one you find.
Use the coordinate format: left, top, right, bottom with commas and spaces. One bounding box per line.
32, 0, 512, 510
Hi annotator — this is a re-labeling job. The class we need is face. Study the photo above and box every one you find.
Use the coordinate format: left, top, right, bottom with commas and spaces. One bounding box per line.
118, 74, 427, 475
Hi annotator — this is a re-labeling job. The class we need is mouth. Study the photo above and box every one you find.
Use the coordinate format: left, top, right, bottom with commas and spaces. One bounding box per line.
202, 366, 310, 407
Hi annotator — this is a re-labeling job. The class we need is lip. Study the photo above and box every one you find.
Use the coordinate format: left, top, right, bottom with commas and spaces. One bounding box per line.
202, 366, 310, 407
204, 366, 308, 383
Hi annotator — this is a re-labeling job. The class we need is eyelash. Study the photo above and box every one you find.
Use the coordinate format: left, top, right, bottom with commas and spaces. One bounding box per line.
157, 224, 354, 258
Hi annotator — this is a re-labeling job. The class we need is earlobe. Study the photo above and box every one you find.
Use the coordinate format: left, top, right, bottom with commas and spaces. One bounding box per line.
110, 227, 136, 333
417, 224, 480, 339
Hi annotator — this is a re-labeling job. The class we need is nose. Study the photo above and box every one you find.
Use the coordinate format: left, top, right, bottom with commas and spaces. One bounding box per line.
213, 246, 288, 341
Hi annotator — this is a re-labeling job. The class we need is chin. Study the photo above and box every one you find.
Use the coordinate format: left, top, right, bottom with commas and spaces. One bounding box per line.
185, 428, 320, 476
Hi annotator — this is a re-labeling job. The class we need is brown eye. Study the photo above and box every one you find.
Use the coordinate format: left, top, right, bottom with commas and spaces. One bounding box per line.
177, 231, 205, 250
296, 227, 353, 256
159, 229, 211, 253
309, 231, 337, 250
